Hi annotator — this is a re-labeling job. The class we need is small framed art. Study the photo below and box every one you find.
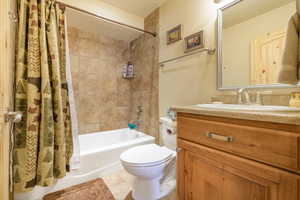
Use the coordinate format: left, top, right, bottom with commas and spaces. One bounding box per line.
184, 31, 204, 53
167, 25, 182, 45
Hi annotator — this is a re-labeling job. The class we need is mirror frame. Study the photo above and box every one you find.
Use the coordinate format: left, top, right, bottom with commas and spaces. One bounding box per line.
217, 0, 300, 90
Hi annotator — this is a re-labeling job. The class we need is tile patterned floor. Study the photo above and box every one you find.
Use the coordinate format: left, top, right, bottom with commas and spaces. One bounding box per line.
102, 169, 176, 200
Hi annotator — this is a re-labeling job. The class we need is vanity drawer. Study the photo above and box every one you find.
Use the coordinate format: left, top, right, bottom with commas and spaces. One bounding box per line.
177, 115, 300, 172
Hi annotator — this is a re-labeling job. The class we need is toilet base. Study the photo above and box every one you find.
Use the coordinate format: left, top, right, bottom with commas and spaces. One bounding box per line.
132, 176, 161, 200
131, 176, 175, 200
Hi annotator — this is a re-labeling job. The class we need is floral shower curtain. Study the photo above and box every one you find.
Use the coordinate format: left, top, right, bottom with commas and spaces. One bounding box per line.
14, 0, 73, 193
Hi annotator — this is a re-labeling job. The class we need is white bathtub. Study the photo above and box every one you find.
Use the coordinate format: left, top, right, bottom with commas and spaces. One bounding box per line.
15, 128, 155, 200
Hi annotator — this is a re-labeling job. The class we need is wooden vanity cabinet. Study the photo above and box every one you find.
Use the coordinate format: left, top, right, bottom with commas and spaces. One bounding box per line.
176, 113, 300, 200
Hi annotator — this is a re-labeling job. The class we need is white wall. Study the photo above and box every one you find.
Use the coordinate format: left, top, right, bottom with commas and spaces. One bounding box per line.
222, 2, 296, 87
159, 0, 223, 116
60, 0, 144, 29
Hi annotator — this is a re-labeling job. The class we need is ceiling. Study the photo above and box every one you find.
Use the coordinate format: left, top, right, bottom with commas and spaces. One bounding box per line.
100, 0, 167, 17
67, 9, 142, 42
223, 0, 295, 28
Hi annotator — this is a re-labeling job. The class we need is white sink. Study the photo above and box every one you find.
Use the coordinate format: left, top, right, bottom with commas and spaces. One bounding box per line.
197, 104, 300, 112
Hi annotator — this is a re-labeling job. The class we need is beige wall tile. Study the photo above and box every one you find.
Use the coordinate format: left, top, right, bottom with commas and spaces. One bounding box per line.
77, 94, 101, 125
79, 123, 101, 134
67, 9, 159, 136
78, 38, 101, 58
129, 9, 160, 138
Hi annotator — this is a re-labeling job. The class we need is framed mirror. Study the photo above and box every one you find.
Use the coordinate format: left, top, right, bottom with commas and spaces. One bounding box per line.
217, 0, 299, 90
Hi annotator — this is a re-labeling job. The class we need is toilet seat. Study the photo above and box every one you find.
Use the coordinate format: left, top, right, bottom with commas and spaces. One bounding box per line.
120, 144, 174, 167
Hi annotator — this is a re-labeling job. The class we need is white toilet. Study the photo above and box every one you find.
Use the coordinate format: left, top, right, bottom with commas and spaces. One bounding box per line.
120, 117, 177, 200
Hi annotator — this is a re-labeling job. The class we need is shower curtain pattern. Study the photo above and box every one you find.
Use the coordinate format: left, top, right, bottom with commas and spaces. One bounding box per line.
14, 0, 73, 192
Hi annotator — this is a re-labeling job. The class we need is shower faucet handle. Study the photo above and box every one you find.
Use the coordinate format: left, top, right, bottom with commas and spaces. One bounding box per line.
137, 106, 143, 112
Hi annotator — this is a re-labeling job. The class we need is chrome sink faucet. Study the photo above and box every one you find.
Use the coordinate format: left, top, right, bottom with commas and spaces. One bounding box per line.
237, 88, 251, 105
237, 88, 264, 105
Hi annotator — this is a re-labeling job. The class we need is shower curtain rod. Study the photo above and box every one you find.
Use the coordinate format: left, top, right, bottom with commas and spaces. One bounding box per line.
55, 1, 157, 37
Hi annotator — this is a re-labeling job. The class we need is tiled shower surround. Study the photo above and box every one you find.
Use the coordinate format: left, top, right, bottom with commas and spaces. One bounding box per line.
129, 9, 160, 139
68, 9, 159, 137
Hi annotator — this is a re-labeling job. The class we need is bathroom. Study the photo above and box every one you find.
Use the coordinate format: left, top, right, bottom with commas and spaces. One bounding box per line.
1, 0, 300, 199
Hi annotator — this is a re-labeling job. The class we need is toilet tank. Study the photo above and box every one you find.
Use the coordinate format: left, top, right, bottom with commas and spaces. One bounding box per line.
160, 117, 177, 150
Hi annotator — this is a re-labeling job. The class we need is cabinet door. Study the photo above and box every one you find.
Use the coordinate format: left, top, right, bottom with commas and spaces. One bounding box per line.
178, 139, 300, 200
250, 30, 286, 85
184, 152, 223, 200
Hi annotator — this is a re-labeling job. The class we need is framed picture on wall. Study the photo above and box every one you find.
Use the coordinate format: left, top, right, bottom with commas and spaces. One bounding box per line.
167, 25, 182, 45
184, 31, 204, 53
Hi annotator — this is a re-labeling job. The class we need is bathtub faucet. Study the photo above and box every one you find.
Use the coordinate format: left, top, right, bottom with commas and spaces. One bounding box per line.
129, 106, 143, 130
137, 106, 143, 120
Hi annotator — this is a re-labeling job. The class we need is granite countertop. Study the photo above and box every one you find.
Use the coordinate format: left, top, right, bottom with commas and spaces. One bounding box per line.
171, 105, 300, 125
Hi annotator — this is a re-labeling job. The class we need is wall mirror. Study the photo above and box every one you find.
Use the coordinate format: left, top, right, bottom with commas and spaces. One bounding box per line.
217, 0, 298, 90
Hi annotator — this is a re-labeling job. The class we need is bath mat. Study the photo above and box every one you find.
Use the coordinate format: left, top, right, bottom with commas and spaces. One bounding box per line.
43, 178, 115, 200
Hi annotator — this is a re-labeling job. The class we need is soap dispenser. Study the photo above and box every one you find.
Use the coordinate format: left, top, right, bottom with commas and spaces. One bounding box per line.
122, 62, 134, 79
289, 92, 300, 108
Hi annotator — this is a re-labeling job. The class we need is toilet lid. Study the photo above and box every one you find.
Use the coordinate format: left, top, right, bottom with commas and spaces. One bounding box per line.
120, 144, 174, 166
